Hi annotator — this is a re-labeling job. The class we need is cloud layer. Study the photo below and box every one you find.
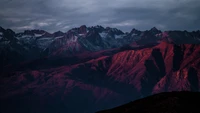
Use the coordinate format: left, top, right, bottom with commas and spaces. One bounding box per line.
0, 0, 199, 33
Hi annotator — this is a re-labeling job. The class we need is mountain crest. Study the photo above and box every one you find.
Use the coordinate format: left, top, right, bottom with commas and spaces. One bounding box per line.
0, 26, 5, 31
130, 28, 141, 34
53, 31, 65, 37
79, 25, 87, 34
149, 27, 162, 34
150, 27, 158, 31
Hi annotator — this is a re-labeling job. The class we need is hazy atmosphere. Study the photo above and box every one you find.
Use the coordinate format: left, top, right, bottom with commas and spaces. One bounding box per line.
0, 0, 200, 32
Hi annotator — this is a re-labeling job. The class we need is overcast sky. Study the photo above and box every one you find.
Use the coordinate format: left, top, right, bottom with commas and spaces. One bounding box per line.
0, 0, 199, 33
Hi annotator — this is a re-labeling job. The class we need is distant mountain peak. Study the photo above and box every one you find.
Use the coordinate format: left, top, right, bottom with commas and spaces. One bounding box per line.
80, 25, 87, 28
0, 26, 4, 30
130, 28, 141, 34
79, 25, 87, 34
150, 27, 158, 31
6, 29, 15, 34
88, 25, 105, 33
31, 29, 47, 34
54, 30, 63, 33
105, 27, 124, 35
53, 31, 64, 37
20, 29, 51, 37
149, 27, 162, 34
94, 25, 104, 28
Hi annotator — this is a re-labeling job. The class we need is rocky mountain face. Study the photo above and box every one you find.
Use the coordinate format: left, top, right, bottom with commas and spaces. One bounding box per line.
97, 91, 200, 113
0, 25, 200, 113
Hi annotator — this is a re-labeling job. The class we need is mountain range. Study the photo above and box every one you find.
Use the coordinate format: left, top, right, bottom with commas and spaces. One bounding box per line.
0, 25, 200, 113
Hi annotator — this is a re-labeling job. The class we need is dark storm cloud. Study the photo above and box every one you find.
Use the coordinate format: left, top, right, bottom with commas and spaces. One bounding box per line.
105, 0, 200, 31
0, 0, 199, 33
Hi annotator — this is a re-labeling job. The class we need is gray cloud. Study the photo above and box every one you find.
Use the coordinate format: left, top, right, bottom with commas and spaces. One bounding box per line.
0, 0, 199, 33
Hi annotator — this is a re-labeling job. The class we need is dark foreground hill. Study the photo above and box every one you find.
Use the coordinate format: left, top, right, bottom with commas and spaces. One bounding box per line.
97, 91, 200, 113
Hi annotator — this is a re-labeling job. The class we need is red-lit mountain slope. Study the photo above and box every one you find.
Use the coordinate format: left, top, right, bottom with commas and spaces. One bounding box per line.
1, 41, 200, 113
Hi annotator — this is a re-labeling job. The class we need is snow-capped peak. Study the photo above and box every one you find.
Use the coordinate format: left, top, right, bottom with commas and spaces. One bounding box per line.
149, 27, 161, 34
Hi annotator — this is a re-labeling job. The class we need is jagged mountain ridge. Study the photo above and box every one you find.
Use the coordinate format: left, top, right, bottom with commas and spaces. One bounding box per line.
1, 25, 200, 67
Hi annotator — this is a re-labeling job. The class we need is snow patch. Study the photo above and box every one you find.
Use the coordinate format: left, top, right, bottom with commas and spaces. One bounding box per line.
36, 37, 54, 49
55, 36, 63, 39
79, 34, 85, 36
131, 33, 137, 37
17, 35, 36, 44
112, 28, 118, 32
38, 37, 53, 40
73, 36, 78, 42
99, 32, 107, 38
34, 33, 44, 37
67, 36, 78, 44
20, 35, 34, 39
87, 29, 89, 33
0, 32, 2, 35
115, 35, 123, 39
